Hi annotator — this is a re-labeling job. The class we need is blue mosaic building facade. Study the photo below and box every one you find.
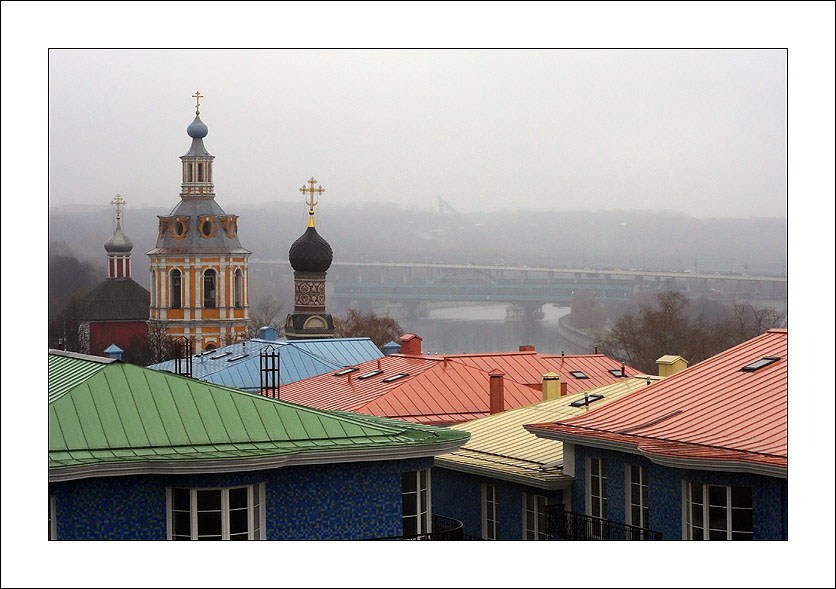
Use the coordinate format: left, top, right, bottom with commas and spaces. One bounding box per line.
568, 444, 788, 540
49, 457, 433, 541
432, 468, 565, 540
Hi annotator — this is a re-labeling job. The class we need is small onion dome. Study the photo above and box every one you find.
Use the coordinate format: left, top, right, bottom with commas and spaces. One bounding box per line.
104, 225, 133, 253
187, 115, 208, 138
288, 226, 333, 273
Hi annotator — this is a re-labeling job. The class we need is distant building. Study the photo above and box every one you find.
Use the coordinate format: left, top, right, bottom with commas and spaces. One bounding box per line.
48, 349, 468, 540
78, 195, 150, 357
526, 329, 788, 540
147, 94, 250, 352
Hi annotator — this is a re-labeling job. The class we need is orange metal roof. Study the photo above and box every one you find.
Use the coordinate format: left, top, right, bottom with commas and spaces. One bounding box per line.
268, 355, 544, 425
526, 329, 788, 476
424, 351, 640, 394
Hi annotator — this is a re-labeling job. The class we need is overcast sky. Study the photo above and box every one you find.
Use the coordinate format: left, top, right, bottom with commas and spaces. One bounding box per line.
48, 49, 787, 217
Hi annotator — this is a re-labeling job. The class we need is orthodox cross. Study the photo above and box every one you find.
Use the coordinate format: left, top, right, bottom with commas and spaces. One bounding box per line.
299, 177, 325, 225
110, 194, 126, 226
192, 91, 203, 115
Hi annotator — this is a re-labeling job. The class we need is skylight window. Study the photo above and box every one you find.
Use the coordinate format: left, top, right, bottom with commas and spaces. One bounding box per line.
382, 373, 409, 383
569, 394, 604, 408
357, 370, 384, 380
210, 351, 232, 360
608, 369, 624, 377
334, 367, 359, 377
741, 356, 781, 372
227, 353, 249, 362
569, 371, 589, 379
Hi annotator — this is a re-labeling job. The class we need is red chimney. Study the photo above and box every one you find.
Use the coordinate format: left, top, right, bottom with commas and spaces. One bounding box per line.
560, 382, 568, 396
489, 369, 505, 414
400, 333, 422, 356
519, 345, 535, 352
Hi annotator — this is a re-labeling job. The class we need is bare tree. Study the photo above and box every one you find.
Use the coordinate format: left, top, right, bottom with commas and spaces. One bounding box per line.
245, 295, 285, 339
334, 309, 403, 352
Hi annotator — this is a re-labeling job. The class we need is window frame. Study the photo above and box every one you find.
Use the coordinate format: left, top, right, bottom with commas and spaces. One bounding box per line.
49, 496, 57, 540
586, 456, 607, 539
682, 482, 753, 540
481, 483, 499, 540
165, 483, 265, 540
170, 269, 182, 309
401, 469, 431, 537
625, 464, 650, 536
521, 492, 549, 540
234, 269, 243, 309
203, 269, 217, 309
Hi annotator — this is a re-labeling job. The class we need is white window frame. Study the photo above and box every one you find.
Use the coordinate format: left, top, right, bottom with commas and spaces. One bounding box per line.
625, 464, 649, 530
585, 456, 607, 539
165, 483, 265, 540
521, 492, 549, 540
401, 469, 431, 537
682, 482, 753, 540
49, 496, 57, 540
481, 483, 499, 540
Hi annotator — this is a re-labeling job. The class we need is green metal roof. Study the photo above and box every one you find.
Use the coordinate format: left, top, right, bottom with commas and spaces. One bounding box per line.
48, 351, 114, 403
48, 352, 468, 476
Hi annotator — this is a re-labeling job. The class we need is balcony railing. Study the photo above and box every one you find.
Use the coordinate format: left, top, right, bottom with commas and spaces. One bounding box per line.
545, 504, 662, 540
367, 514, 477, 540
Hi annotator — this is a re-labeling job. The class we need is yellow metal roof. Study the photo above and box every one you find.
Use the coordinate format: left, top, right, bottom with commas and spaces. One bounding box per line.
656, 355, 687, 365
434, 375, 663, 489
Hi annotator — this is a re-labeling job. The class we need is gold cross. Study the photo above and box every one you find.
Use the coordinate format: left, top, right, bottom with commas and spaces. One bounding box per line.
192, 91, 203, 114
110, 193, 126, 223
299, 177, 325, 226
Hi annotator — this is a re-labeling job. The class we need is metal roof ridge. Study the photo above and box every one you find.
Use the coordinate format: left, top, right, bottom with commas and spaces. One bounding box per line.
48, 349, 116, 363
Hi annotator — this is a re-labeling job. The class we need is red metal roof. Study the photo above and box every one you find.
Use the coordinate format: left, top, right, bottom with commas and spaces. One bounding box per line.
268, 355, 543, 425
526, 329, 788, 474
423, 351, 639, 394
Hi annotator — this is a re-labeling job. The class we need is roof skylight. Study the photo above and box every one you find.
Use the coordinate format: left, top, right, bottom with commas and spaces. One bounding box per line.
569, 394, 604, 408
569, 371, 589, 379
357, 370, 384, 380
210, 351, 232, 360
382, 373, 409, 383
741, 356, 781, 372
227, 353, 249, 362
334, 367, 359, 377
608, 369, 624, 377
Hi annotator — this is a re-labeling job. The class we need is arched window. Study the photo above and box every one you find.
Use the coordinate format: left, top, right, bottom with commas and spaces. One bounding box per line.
151, 271, 157, 307
234, 269, 243, 309
203, 269, 217, 309
170, 270, 182, 309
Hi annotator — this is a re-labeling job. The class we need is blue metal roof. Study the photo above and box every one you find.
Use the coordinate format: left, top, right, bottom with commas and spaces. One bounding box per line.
147, 337, 383, 391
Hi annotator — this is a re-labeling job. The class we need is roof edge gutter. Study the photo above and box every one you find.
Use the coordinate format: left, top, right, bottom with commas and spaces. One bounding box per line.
433, 458, 573, 490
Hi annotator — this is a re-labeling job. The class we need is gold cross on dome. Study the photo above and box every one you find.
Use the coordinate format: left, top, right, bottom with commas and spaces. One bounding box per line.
299, 177, 325, 226
192, 91, 203, 114
110, 194, 126, 223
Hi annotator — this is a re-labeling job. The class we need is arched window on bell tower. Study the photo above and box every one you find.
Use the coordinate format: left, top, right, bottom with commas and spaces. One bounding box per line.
170, 269, 182, 309
204, 269, 217, 309
234, 269, 243, 309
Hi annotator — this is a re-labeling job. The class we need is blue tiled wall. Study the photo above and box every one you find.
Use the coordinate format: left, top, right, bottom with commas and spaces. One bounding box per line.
49, 457, 433, 540
432, 467, 564, 540
570, 445, 788, 540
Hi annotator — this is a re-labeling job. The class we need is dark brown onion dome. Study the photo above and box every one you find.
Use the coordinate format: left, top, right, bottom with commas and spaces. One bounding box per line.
288, 226, 333, 272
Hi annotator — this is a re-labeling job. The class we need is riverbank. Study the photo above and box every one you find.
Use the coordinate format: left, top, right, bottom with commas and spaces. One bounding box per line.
555, 314, 599, 354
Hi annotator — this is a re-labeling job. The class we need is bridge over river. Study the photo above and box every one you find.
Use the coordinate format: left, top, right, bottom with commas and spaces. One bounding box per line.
249, 260, 787, 320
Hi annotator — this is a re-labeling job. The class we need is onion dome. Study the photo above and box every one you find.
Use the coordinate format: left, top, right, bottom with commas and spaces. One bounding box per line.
104, 223, 133, 253
187, 115, 208, 138
288, 226, 333, 273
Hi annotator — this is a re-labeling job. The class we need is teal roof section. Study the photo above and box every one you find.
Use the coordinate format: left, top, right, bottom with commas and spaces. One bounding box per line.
49, 352, 467, 477
147, 337, 383, 390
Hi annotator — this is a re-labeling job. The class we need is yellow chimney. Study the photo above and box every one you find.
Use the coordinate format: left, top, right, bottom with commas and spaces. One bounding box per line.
656, 355, 688, 377
542, 372, 561, 401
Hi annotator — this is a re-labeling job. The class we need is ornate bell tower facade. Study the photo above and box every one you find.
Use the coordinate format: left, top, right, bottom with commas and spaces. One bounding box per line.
147, 93, 251, 352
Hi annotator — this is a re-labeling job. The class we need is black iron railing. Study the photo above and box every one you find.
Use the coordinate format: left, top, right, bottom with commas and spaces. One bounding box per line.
545, 504, 662, 540
367, 514, 474, 540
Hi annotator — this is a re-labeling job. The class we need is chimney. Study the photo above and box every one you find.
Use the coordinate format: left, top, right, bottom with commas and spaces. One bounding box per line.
400, 333, 422, 356
561, 382, 568, 396
656, 355, 689, 377
621, 361, 626, 378
383, 340, 401, 356
489, 369, 505, 414
258, 326, 278, 341
594, 346, 598, 354
542, 372, 561, 401
519, 345, 535, 352
103, 344, 123, 361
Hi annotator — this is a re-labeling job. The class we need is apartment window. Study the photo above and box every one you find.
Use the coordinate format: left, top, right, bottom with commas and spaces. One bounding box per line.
402, 469, 430, 537
170, 270, 182, 309
626, 465, 649, 537
203, 269, 217, 308
587, 457, 607, 538
522, 493, 548, 540
482, 484, 499, 540
683, 482, 753, 540
234, 269, 243, 309
167, 484, 264, 540
48, 496, 57, 540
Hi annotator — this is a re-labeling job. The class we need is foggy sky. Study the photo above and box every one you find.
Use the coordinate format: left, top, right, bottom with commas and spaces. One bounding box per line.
49, 49, 787, 217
